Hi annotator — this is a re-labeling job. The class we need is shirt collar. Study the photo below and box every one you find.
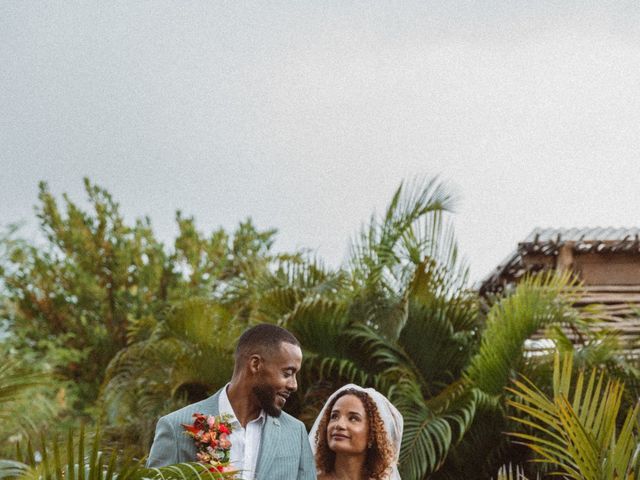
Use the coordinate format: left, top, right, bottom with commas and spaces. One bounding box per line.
219, 383, 266, 426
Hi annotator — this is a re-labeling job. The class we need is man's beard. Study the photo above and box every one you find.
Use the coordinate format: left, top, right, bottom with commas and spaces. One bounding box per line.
252, 383, 282, 417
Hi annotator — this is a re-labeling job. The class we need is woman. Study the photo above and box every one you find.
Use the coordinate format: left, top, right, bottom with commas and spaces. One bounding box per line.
309, 384, 403, 480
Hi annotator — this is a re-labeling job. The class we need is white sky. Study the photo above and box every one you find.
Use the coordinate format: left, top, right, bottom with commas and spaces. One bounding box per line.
2, 2, 640, 282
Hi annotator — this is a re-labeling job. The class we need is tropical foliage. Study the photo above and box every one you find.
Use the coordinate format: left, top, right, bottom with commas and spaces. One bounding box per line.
1, 177, 638, 479
1, 426, 238, 480
508, 353, 640, 479
0, 349, 61, 457
1, 179, 279, 415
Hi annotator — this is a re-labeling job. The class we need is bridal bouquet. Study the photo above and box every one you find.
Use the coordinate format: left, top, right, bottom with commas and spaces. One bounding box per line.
181, 413, 237, 475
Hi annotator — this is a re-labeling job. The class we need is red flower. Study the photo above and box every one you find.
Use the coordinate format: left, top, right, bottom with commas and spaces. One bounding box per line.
193, 413, 207, 430
218, 424, 231, 435
181, 423, 202, 435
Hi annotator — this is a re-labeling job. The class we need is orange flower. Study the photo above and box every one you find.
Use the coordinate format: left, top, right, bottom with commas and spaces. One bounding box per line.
218, 434, 231, 450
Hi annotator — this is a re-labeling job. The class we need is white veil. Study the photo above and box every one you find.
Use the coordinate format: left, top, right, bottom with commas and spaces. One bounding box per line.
308, 384, 403, 480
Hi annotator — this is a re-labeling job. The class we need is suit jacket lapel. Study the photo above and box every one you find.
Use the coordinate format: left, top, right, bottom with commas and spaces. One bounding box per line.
255, 415, 281, 477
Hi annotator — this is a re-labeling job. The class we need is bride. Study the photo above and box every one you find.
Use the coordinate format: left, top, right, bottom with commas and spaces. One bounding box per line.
308, 384, 403, 480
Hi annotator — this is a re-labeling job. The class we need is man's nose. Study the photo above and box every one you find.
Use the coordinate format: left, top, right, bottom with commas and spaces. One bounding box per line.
287, 374, 298, 392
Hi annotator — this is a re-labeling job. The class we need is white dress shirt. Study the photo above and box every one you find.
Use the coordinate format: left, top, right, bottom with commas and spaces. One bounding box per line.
218, 384, 266, 480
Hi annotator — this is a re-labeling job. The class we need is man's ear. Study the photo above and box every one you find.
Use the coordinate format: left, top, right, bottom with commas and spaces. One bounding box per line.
248, 354, 262, 374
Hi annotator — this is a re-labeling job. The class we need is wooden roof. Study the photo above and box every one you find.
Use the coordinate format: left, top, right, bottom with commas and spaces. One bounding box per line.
480, 227, 640, 295
481, 228, 640, 356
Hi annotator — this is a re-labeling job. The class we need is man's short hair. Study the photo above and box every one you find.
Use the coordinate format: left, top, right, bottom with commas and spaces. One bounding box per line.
234, 323, 300, 363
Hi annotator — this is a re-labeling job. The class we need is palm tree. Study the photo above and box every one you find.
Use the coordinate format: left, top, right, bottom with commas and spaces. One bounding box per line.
285, 177, 585, 479
283, 177, 479, 477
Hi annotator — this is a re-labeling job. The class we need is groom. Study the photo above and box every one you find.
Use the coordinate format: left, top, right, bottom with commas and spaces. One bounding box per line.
147, 323, 316, 479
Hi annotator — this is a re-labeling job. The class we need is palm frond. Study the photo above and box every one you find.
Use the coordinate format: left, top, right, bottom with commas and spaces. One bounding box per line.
399, 302, 477, 394
0, 360, 51, 407
10, 426, 143, 480
3, 426, 238, 480
397, 385, 481, 479
347, 177, 457, 294
429, 395, 509, 480
467, 271, 577, 396
406, 256, 477, 332
285, 297, 349, 356
220, 254, 346, 325
495, 464, 532, 480
291, 309, 385, 388
140, 463, 239, 480
507, 352, 640, 480
0, 357, 59, 455
400, 211, 469, 294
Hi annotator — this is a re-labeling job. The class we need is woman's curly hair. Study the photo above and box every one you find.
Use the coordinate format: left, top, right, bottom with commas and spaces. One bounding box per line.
314, 388, 395, 480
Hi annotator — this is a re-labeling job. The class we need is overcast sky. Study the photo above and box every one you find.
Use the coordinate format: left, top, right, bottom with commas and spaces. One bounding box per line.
2, 2, 640, 282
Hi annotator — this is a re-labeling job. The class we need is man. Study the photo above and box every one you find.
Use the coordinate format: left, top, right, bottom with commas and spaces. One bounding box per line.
147, 323, 316, 480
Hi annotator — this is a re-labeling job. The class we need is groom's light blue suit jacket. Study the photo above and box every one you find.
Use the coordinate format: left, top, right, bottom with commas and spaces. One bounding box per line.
147, 388, 317, 480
